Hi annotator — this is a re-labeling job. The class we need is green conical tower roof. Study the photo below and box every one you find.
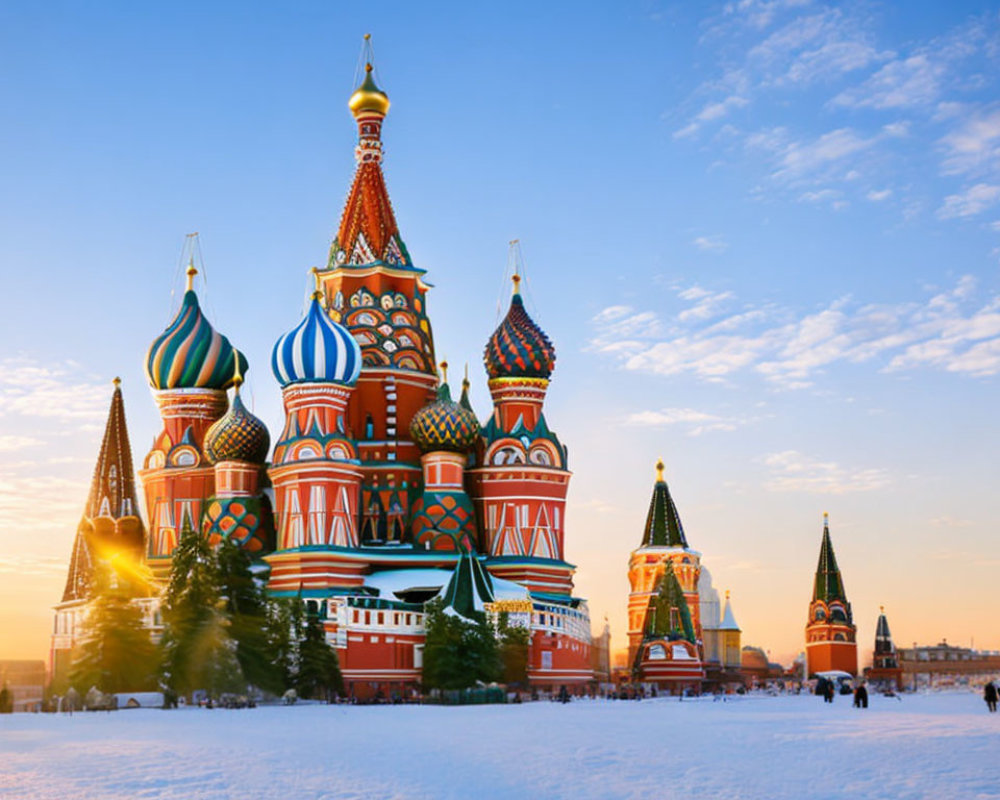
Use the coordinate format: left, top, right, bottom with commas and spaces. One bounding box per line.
439, 550, 495, 620
641, 459, 688, 548
813, 513, 848, 603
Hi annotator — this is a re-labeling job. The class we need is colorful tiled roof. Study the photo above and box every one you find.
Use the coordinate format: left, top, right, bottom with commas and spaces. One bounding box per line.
410, 379, 481, 453
204, 382, 271, 464
484, 285, 555, 380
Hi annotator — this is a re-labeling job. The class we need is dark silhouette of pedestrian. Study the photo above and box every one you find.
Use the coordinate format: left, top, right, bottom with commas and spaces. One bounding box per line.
984, 682, 998, 713
853, 683, 868, 709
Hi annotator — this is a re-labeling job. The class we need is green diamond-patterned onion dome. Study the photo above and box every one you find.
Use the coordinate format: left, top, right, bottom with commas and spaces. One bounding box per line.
410, 373, 481, 454
484, 275, 555, 380
203, 380, 271, 464
145, 265, 247, 390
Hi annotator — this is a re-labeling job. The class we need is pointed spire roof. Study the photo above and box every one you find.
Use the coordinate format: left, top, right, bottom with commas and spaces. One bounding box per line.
719, 590, 740, 631
84, 378, 140, 520
875, 606, 895, 655
640, 459, 688, 548
62, 379, 145, 603
439, 550, 495, 620
328, 43, 411, 269
813, 513, 848, 604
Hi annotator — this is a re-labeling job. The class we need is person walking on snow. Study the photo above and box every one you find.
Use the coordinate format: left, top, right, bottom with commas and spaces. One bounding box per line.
983, 681, 998, 713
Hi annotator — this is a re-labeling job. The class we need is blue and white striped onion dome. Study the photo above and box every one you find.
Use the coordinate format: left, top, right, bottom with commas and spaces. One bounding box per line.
272, 295, 362, 387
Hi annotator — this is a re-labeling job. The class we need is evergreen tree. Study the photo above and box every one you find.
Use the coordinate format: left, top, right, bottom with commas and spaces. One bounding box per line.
0, 685, 12, 714
216, 538, 280, 694
68, 563, 157, 693
645, 562, 696, 643
263, 597, 304, 692
296, 610, 343, 701
160, 515, 245, 698
422, 599, 502, 690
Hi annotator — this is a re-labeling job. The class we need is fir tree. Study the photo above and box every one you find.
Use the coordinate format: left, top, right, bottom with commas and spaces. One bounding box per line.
160, 515, 245, 698
68, 562, 157, 693
422, 599, 502, 690
216, 538, 280, 694
645, 561, 696, 643
264, 597, 304, 692
296, 609, 343, 701
0, 685, 12, 714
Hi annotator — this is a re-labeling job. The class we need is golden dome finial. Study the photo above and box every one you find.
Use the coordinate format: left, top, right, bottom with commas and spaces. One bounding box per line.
512, 272, 522, 295
439, 360, 449, 385
725, 589, 731, 600
233, 351, 243, 391
349, 37, 390, 118
462, 362, 470, 389
880, 604, 885, 614
112, 376, 121, 388
310, 267, 323, 301
655, 457, 665, 482
185, 258, 198, 292
823, 511, 829, 525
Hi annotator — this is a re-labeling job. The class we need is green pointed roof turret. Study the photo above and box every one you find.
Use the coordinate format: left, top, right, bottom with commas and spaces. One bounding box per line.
813, 512, 848, 603
641, 459, 688, 548
438, 550, 495, 620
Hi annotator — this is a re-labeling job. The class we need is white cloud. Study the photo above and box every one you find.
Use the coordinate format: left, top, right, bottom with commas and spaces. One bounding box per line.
761, 450, 890, 494
867, 188, 892, 201
590, 276, 1000, 387
623, 407, 741, 436
833, 54, 945, 109
940, 107, 1000, 176
774, 128, 877, 180
692, 235, 729, 253
937, 183, 1000, 219
0, 435, 43, 452
0, 358, 109, 422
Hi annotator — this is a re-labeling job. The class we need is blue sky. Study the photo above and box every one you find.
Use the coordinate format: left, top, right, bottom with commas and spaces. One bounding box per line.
1, 0, 999, 661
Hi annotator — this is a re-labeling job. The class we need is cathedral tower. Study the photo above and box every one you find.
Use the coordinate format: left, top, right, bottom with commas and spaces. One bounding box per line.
314, 51, 437, 543
867, 606, 903, 689
140, 263, 246, 578
805, 513, 858, 676
266, 276, 366, 594
468, 271, 574, 596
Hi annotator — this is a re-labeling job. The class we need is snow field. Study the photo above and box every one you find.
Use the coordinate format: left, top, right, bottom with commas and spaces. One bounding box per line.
1, 692, 998, 800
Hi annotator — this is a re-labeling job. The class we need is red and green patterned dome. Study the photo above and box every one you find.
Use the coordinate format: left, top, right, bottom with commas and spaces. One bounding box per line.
484, 282, 555, 380
203, 382, 271, 465
410, 380, 481, 453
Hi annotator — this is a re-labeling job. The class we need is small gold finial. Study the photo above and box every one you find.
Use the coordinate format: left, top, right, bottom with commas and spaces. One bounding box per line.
823, 511, 829, 524
512, 273, 522, 295
725, 589, 730, 600
364, 32, 371, 41
366, 62, 373, 73
439, 360, 449, 384
655, 458, 665, 482
233, 352, 243, 390
185, 259, 197, 292
112, 376, 121, 388
880, 604, 884, 614
310, 267, 323, 300
462, 363, 470, 388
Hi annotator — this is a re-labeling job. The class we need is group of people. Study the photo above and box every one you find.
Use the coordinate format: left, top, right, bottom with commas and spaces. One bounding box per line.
815, 677, 869, 708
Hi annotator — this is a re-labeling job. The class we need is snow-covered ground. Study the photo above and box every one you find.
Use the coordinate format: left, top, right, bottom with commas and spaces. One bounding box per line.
2, 692, 998, 799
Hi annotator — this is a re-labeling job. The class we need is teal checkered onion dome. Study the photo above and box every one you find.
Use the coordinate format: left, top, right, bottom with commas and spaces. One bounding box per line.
146, 288, 247, 390
204, 385, 271, 464
484, 290, 555, 379
410, 382, 481, 453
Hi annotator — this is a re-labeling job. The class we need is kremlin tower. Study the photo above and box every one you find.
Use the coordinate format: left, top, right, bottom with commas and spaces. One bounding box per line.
805, 514, 858, 676
867, 607, 903, 689
626, 460, 741, 691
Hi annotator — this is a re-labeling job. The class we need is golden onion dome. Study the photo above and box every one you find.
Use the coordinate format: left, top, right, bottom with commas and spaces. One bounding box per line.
349, 63, 390, 117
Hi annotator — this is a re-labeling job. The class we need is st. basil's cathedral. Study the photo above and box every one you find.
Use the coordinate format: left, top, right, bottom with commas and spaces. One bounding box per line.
51, 54, 592, 696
